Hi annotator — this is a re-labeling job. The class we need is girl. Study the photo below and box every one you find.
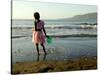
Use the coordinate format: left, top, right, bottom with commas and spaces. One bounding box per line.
32, 12, 47, 55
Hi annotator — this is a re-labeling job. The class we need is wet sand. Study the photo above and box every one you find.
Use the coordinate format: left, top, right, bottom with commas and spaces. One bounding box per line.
12, 56, 97, 74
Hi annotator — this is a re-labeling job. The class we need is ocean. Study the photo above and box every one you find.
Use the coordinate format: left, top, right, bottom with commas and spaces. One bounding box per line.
11, 19, 97, 63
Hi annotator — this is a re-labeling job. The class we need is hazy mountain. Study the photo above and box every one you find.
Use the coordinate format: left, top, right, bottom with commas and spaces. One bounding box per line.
13, 12, 97, 23
59, 12, 97, 22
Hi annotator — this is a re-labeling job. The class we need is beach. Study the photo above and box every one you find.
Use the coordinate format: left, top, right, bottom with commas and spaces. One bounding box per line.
11, 19, 97, 74
12, 56, 97, 74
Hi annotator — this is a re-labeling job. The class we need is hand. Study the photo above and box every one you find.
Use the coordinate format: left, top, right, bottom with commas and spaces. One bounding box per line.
46, 35, 49, 37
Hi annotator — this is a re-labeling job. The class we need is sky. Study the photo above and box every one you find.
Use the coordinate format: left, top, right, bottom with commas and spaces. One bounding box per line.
12, 0, 97, 19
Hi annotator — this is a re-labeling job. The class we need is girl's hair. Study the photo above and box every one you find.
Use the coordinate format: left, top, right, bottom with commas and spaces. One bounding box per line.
34, 12, 40, 20
34, 12, 40, 31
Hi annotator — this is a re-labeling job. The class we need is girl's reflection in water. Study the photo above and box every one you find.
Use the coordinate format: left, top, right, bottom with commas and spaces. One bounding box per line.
37, 54, 47, 61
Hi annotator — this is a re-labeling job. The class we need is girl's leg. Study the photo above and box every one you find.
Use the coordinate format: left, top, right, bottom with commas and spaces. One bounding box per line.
41, 43, 46, 55
36, 43, 40, 55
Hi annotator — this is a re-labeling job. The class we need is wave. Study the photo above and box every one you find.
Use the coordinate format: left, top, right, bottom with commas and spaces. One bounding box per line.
11, 35, 27, 39
11, 34, 97, 39
12, 24, 97, 29
50, 34, 97, 38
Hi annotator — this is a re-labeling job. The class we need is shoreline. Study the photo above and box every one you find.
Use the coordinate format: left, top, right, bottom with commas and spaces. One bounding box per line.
12, 56, 97, 74
11, 34, 97, 39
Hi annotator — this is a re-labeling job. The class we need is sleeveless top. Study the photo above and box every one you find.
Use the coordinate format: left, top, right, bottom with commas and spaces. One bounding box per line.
36, 20, 44, 30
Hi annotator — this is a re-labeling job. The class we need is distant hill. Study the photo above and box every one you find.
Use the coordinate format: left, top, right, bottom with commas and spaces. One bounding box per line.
13, 12, 97, 23
59, 12, 97, 22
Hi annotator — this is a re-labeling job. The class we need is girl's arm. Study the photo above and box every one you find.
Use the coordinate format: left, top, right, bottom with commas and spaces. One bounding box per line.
43, 26, 47, 37
34, 21, 37, 31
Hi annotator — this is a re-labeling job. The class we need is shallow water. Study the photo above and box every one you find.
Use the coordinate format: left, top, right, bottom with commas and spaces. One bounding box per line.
12, 20, 97, 63
12, 37, 97, 63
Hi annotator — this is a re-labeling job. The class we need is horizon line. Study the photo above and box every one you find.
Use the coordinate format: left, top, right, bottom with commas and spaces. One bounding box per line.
12, 12, 97, 20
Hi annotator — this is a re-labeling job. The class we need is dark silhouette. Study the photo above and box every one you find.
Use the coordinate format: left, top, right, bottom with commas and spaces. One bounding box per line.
33, 12, 48, 56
